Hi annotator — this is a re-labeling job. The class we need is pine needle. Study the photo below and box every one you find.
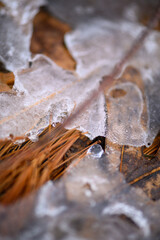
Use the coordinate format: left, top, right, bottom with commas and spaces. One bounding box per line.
143, 132, 160, 159
0, 124, 91, 205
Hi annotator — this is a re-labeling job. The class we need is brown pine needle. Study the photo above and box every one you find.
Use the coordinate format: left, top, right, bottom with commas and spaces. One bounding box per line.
119, 145, 124, 172
143, 133, 160, 159
129, 167, 160, 185
0, 124, 92, 205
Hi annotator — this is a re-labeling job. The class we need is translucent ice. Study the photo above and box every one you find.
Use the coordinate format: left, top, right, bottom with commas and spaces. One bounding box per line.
35, 181, 67, 218
65, 19, 160, 80
106, 82, 147, 146
0, 55, 106, 140
102, 203, 150, 237
65, 19, 160, 145
87, 144, 104, 158
1, 0, 46, 25
0, 0, 45, 71
0, 14, 32, 71
0, 55, 76, 139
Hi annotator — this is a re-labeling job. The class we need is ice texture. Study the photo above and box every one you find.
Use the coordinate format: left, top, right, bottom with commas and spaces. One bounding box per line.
0, 9, 160, 145
107, 82, 147, 146
102, 203, 150, 237
65, 19, 160, 146
0, 0, 45, 71
1, 153, 160, 240
65, 19, 160, 80
35, 181, 67, 218
1, 0, 46, 25
47, 0, 158, 28
0, 14, 32, 71
0, 55, 107, 140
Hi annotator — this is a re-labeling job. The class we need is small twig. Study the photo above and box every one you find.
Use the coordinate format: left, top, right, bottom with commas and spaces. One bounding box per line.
119, 145, 125, 172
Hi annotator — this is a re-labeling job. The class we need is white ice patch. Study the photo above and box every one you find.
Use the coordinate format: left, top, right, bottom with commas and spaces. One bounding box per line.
0, 14, 32, 71
0, 0, 45, 71
0, 54, 106, 140
65, 18, 160, 81
35, 181, 67, 218
1, 0, 46, 25
106, 82, 147, 146
102, 203, 150, 237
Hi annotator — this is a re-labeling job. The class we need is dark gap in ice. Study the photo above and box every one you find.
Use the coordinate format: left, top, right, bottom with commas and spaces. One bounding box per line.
0, 61, 10, 73
91, 136, 106, 151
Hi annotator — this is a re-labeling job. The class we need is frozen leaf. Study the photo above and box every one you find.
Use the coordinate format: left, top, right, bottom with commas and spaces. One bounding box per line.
0, 55, 106, 140
65, 18, 160, 145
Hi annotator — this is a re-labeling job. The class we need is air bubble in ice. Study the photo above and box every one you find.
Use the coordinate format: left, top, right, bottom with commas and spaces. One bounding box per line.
88, 144, 104, 158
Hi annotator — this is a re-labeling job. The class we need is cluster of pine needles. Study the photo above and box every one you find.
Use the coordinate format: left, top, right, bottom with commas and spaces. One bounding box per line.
143, 132, 160, 159
0, 124, 92, 205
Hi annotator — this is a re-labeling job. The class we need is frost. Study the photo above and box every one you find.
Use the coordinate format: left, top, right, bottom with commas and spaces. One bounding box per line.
102, 203, 150, 237
0, 0, 45, 71
65, 19, 160, 80
0, 14, 32, 71
65, 18, 160, 145
0, 10, 160, 145
107, 82, 147, 146
35, 181, 67, 218
0, 55, 106, 140
1, 0, 46, 25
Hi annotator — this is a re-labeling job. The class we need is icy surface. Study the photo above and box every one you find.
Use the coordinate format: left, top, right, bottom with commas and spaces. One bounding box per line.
65, 19, 160, 145
0, 55, 106, 140
102, 203, 150, 237
65, 19, 160, 79
107, 82, 147, 146
47, 0, 158, 27
1, 154, 160, 240
0, 0, 45, 71
0, 14, 32, 71
35, 181, 67, 218
0, 8, 160, 144
1, 0, 46, 25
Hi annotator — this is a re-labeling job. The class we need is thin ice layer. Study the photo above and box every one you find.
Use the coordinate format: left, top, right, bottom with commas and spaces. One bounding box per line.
47, 0, 158, 28
0, 14, 31, 71
0, 55, 106, 140
0, 0, 45, 71
65, 19, 160, 79
107, 82, 147, 146
65, 19, 160, 145
1, 153, 160, 240
1, 0, 46, 25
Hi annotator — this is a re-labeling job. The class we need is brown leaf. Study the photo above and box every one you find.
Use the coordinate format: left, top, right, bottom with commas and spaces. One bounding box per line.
30, 9, 76, 70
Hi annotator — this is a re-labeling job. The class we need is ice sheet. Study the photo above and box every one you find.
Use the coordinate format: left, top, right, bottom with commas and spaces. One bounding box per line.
0, 14, 32, 71
65, 19, 160, 80
1, 0, 46, 25
0, 55, 107, 140
0, 0, 45, 71
65, 19, 160, 145
107, 82, 147, 146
